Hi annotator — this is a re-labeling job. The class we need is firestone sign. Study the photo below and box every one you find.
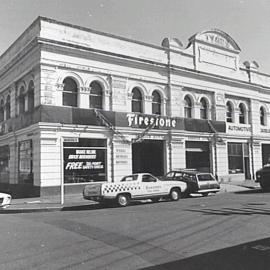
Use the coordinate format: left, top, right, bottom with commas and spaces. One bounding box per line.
126, 113, 177, 128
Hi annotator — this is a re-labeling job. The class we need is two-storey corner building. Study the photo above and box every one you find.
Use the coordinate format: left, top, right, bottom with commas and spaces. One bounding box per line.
0, 17, 270, 198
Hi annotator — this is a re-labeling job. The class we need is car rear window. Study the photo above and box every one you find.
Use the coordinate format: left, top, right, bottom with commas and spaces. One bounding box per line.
197, 174, 215, 181
121, 175, 138, 182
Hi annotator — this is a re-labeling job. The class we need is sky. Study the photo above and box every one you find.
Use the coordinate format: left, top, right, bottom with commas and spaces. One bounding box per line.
1, 0, 270, 72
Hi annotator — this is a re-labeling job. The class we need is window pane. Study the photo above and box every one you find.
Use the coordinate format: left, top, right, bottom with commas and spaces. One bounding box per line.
132, 88, 142, 113
63, 78, 78, 107
228, 143, 243, 174
184, 96, 192, 118
90, 81, 103, 109
152, 91, 161, 115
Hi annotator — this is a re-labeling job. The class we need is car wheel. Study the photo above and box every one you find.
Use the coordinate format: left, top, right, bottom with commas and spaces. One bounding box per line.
117, 194, 130, 207
170, 188, 181, 201
202, 192, 209, 197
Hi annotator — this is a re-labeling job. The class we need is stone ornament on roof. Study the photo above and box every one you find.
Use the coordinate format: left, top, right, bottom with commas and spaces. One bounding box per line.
188, 29, 241, 52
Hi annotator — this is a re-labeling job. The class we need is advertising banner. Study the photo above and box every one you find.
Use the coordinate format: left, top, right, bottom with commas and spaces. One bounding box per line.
64, 148, 106, 183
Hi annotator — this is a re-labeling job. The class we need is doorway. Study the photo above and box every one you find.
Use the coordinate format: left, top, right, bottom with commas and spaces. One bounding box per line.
132, 140, 164, 176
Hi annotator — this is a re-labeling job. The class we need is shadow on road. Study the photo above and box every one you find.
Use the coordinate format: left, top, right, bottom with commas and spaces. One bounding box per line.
185, 204, 270, 216
140, 236, 270, 270
234, 189, 268, 195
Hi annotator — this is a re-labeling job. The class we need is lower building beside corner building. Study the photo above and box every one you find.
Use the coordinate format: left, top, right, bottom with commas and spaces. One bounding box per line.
0, 17, 269, 198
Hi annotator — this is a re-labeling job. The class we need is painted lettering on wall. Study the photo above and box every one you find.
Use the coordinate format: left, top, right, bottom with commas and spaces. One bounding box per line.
127, 113, 176, 128
228, 126, 251, 132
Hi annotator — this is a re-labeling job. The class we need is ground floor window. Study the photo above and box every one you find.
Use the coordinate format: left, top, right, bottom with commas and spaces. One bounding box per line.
0, 145, 9, 183
228, 142, 249, 175
18, 140, 33, 184
63, 138, 107, 183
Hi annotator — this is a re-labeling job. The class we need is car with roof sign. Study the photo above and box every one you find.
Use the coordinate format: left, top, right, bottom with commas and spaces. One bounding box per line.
83, 173, 187, 207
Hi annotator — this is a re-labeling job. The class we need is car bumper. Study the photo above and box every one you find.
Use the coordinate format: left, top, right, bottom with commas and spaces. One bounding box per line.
197, 188, 220, 193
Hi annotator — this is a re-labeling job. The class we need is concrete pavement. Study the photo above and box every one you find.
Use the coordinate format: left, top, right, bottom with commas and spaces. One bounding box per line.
0, 179, 261, 213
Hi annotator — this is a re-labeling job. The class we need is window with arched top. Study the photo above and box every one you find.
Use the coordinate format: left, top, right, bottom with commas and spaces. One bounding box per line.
132, 87, 143, 113
62, 77, 78, 107
0, 100, 4, 122
239, 103, 246, 124
18, 86, 25, 114
260, 106, 267, 126
152, 90, 161, 115
184, 96, 192, 118
28, 80, 35, 112
5, 95, 10, 120
226, 101, 233, 123
89, 81, 103, 109
200, 98, 208, 119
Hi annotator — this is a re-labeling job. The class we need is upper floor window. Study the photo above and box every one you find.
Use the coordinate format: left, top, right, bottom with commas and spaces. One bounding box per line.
18, 86, 25, 114
184, 95, 192, 118
28, 80, 35, 112
89, 81, 103, 109
260, 106, 267, 126
63, 77, 78, 107
0, 100, 4, 122
226, 101, 233, 123
152, 90, 161, 115
132, 87, 143, 113
5, 95, 10, 120
200, 98, 208, 119
239, 103, 246, 124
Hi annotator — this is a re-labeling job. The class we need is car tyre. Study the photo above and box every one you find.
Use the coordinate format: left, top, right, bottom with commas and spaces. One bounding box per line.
170, 188, 181, 201
202, 192, 209, 197
117, 194, 130, 207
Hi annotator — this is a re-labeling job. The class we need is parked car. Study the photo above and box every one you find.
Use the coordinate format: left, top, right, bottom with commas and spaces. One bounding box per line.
162, 169, 220, 196
83, 173, 187, 207
255, 165, 270, 191
0, 192, 12, 208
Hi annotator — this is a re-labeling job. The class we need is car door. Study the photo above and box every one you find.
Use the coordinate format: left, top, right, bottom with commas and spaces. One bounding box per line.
140, 174, 164, 198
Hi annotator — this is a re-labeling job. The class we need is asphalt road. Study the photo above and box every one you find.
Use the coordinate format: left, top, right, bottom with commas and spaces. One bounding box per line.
1, 189, 270, 270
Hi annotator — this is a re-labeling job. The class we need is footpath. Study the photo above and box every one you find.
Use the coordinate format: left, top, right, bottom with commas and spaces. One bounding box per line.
0, 180, 260, 214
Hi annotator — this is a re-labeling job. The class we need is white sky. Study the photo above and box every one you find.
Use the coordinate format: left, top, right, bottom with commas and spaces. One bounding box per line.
1, 0, 270, 72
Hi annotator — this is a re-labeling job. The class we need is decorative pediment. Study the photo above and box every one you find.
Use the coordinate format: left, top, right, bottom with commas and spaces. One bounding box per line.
189, 29, 241, 52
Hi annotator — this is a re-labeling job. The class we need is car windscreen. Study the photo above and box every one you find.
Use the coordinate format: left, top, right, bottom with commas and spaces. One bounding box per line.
197, 174, 215, 181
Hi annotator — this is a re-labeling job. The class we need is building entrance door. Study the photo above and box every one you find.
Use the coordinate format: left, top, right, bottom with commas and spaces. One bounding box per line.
186, 141, 211, 172
262, 144, 270, 166
132, 140, 164, 176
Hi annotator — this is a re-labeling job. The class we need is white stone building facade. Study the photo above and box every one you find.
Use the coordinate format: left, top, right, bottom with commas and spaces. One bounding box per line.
0, 17, 270, 198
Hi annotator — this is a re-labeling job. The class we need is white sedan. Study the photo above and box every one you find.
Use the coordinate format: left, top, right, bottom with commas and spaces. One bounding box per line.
0, 192, 12, 208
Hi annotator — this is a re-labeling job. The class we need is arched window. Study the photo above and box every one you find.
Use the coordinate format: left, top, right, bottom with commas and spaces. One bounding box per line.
239, 103, 246, 124
132, 88, 143, 113
200, 98, 208, 119
18, 86, 25, 114
28, 81, 35, 112
5, 95, 10, 120
89, 81, 103, 109
184, 96, 192, 118
62, 77, 78, 107
226, 101, 233, 123
260, 106, 267, 126
0, 100, 4, 122
152, 90, 161, 115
